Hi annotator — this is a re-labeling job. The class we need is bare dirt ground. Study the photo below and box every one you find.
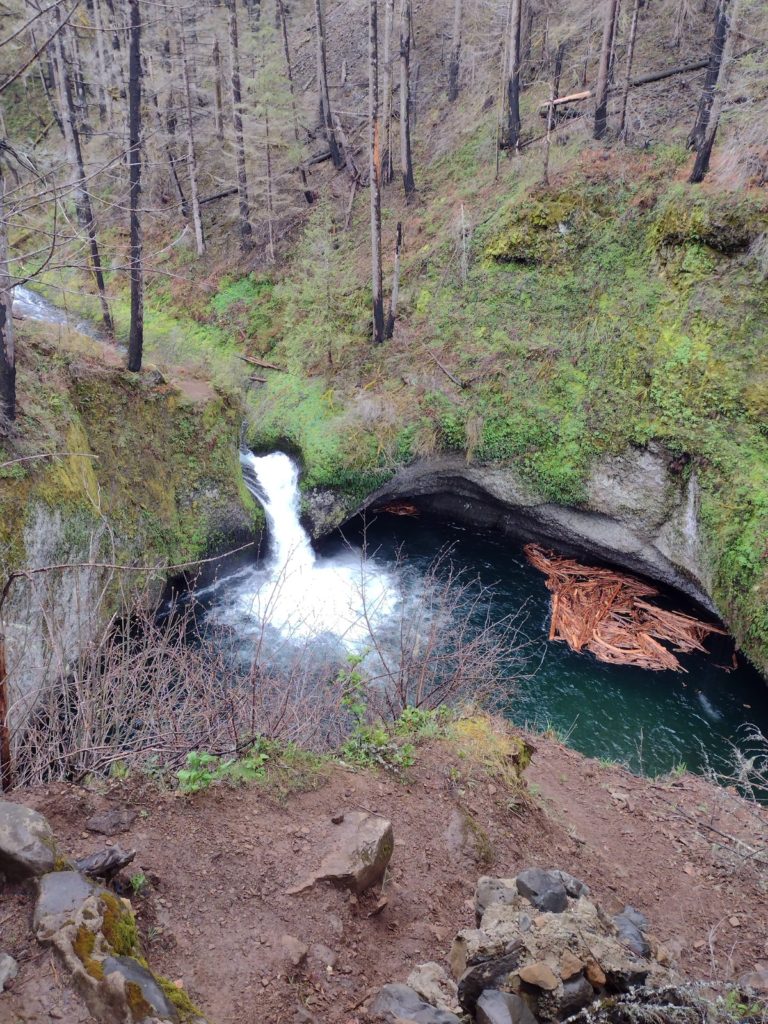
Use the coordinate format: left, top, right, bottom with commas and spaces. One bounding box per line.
3, 729, 767, 1024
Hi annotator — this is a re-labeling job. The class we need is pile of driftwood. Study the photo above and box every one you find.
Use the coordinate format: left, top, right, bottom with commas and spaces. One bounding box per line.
525, 544, 725, 672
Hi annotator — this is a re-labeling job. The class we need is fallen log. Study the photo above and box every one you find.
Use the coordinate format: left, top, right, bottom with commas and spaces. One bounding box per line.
428, 351, 465, 389
199, 186, 238, 206
238, 354, 285, 372
525, 544, 726, 672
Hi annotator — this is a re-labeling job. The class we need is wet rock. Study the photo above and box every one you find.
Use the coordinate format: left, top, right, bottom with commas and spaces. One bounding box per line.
457, 943, 524, 1014
612, 906, 651, 958
33, 871, 96, 939
518, 962, 559, 991
475, 990, 538, 1024
369, 983, 461, 1023
515, 869, 568, 914
558, 975, 595, 1016
85, 808, 137, 836
406, 962, 459, 1014
0, 953, 18, 992
287, 811, 393, 895
102, 955, 178, 1021
0, 801, 57, 880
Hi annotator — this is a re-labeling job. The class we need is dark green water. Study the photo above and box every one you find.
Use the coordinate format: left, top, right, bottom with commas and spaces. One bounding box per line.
324, 512, 768, 779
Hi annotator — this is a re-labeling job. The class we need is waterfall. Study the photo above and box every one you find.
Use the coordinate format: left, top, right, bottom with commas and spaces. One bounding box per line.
240, 451, 315, 575
207, 450, 397, 647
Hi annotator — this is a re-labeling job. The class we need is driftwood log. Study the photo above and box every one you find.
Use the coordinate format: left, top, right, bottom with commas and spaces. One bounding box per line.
525, 544, 725, 672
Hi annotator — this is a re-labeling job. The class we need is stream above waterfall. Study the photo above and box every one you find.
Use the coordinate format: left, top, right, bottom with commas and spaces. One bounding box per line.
188, 451, 768, 780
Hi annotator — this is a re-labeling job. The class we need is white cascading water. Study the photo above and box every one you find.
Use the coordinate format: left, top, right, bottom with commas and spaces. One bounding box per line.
208, 451, 398, 646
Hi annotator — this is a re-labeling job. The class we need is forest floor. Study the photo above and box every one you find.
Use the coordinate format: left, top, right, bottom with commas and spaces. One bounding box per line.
4, 727, 767, 1024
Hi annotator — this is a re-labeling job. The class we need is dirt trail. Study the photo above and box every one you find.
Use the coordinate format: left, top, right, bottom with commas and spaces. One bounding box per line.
3, 733, 767, 1024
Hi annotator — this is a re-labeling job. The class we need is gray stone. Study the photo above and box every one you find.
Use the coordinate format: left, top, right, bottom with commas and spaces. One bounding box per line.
288, 811, 393, 895
458, 943, 524, 1015
558, 975, 595, 1016
85, 808, 137, 836
476, 877, 521, 921
476, 990, 538, 1024
738, 968, 768, 995
406, 962, 459, 1014
516, 869, 568, 914
102, 955, 178, 1021
612, 907, 651, 958
552, 870, 589, 899
369, 983, 461, 1023
0, 953, 18, 992
33, 871, 96, 939
0, 801, 57, 880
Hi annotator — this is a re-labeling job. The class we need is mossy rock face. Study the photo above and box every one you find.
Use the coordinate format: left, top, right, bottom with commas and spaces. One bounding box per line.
649, 190, 767, 255
485, 191, 600, 265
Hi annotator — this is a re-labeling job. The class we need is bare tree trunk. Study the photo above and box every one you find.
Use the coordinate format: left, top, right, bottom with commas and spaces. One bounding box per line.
52, 8, 113, 334
177, 6, 205, 255
91, 0, 111, 125
618, 0, 641, 138
521, 5, 534, 81
369, 0, 384, 344
265, 108, 275, 262
275, 0, 314, 203
382, 0, 395, 182
0, 163, 15, 426
688, 0, 730, 150
543, 41, 565, 187
147, 65, 188, 215
448, 0, 462, 101
0, 636, 11, 790
690, 0, 739, 181
226, 0, 253, 250
399, 0, 415, 198
212, 37, 224, 142
594, 0, 620, 139
385, 221, 402, 340
314, 0, 343, 169
506, 0, 522, 152
127, 0, 144, 372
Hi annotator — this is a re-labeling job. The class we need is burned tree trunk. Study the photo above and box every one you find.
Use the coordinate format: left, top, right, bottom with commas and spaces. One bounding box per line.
593, 0, 620, 139
688, 0, 730, 151
689, 0, 740, 181
276, 0, 315, 203
448, 0, 463, 101
399, 0, 416, 198
506, 0, 523, 151
0, 162, 15, 426
313, 0, 343, 169
618, 0, 642, 138
177, 6, 205, 255
226, 0, 254, 250
212, 37, 224, 142
369, 0, 384, 345
385, 221, 402, 340
543, 42, 565, 186
126, 0, 144, 372
382, 0, 395, 182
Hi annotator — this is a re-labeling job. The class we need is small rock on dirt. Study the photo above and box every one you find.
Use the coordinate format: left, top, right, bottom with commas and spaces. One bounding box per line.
0, 801, 57, 881
370, 983, 461, 1023
280, 934, 309, 968
475, 990, 538, 1024
85, 807, 138, 836
612, 907, 650, 958
0, 953, 18, 992
515, 869, 568, 914
738, 968, 768, 995
288, 811, 393, 896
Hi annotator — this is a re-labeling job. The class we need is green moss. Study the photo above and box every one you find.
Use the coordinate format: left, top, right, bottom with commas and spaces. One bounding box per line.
99, 892, 142, 958
156, 974, 208, 1023
125, 980, 153, 1021
73, 925, 105, 980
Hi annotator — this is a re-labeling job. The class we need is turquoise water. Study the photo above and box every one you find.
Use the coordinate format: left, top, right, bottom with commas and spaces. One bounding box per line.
322, 512, 768, 779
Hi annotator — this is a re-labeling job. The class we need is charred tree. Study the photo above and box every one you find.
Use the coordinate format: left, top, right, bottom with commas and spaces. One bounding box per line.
506, 0, 523, 151
226, 0, 254, 250
382, 0, 395, 181
688, 0, 730, 151
594, 0, 620, 139
543, 42, 565, 186
689, 0, 740, 181
385, 221, 402, 340
177, 6, 205, 255
276, 0, 315, 203
399, 0, 415, 198
618, 0, 642, 138
126, 0, 144, 372
0, 160, 14, 426
369, 0, 384, 344
212, 37, 224, 142
448, 0, 463, 101
313, 0, 343, 169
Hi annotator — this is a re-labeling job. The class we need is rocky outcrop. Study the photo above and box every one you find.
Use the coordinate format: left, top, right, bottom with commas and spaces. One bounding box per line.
347, 447, 714, 612
0, 801, 58, 880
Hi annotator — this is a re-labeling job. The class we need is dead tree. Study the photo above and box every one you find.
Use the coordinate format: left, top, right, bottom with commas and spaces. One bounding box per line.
688, 0, 730, 150
177, 7, 205, 255
126, 0, 144, 372
212, 38, 224, 142
506, 0, 523, 151
226, 0, 254, 250
369, 0, 384, 344
448, 0, 463, 101
0, 157, 14, 425
276, 0, 315, 203
52, 10, 113, 334
385, 221, 402, 340
382, 0, 395, 182
689, 0, 740, 182
593, 0, 620, 139
543, 42, 565, 186
399, 0, 416, 198
618, 0, 642, 138
313, 0, 343, 169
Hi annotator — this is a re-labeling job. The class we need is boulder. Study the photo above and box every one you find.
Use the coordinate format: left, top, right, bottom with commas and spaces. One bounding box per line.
0, 953, 18, 992
33, 871, 96, 939
0, 801, 57, 881
557, 975, 595, 1016
406, 962, 459, 1014
612, 906, 651, 958
85, 808, 138, 836
288, 811, 393, 895
102, 955, 178, 1021
551, 870, 589, 899
515, 870, 568, 914
475, 990, 538, 1024
476, 876, 523, 921
369, 983, 461, 1023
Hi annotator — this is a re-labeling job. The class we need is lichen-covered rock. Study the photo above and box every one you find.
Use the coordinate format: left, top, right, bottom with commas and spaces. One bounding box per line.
369, 983, 461, 1023
406, 962, 459, 1014
0, 801, 57, 880
288, 811, 393, 895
